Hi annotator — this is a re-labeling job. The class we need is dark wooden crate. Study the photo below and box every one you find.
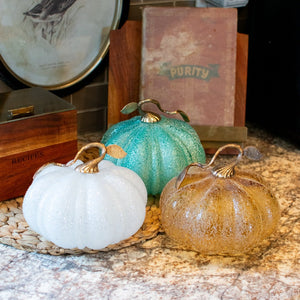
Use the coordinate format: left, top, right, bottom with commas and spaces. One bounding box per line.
0, 87, 78, 201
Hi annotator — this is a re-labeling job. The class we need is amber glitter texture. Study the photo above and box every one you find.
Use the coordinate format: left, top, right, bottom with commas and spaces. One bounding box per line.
160, 169, 280, 255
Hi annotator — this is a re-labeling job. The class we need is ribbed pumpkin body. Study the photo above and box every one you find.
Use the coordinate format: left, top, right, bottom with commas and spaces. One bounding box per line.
23, 160, 147, 250
101, 115, 206, 195
160, 170, 280, 255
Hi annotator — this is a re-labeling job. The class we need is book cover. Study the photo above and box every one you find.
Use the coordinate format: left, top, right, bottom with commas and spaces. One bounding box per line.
140, 7, 237, 127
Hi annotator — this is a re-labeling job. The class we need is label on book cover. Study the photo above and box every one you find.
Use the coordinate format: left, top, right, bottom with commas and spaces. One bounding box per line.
140, 7, 237, 126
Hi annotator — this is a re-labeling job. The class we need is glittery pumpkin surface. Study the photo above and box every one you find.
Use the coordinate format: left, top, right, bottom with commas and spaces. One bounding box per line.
160, 169, 281, 255
101, 115, 206, 195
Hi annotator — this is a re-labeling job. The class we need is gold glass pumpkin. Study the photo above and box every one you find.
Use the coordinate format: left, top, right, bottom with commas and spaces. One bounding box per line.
160, 144, 281, 255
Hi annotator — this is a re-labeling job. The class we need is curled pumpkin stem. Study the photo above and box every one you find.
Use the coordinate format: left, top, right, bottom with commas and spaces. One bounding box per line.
175, 144, 262, 189
121, 99, 190, 123
138, 99, 190, 123
74, 143, 126, 174
175, 162, 207, 189
34, 143, 127, 177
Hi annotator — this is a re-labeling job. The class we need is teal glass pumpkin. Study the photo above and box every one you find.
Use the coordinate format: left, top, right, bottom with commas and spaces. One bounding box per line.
101, 99, 206, 195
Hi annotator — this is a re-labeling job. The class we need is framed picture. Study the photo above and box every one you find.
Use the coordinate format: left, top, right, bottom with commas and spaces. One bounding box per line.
0, 0, 125, 90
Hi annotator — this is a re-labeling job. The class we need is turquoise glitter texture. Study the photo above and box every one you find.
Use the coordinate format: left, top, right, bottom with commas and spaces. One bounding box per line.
101, 115, 206, 195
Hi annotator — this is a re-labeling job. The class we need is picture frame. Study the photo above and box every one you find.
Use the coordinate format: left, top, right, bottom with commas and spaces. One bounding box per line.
0, 0, 126, 90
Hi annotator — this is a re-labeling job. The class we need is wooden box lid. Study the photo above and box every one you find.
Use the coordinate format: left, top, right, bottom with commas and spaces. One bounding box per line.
0, 87, 75, 124
0, 87, 77, 158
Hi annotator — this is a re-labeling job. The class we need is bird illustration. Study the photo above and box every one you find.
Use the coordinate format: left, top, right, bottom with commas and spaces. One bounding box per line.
23, 0, 78, 44
24, 0, 77, 22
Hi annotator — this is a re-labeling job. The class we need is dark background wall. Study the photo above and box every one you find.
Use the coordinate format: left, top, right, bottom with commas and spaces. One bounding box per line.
246, 0, 300, 146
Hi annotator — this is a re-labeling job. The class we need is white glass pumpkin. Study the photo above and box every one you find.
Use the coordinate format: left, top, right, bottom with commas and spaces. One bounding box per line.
23, 143, 147, 250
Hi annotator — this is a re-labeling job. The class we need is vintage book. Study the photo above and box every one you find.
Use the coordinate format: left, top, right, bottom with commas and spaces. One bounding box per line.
0, 87, 78, 201
140, 7, 237, 127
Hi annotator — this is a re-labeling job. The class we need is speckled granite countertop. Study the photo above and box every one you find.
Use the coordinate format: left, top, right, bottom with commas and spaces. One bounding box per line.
0, 126, 299, 300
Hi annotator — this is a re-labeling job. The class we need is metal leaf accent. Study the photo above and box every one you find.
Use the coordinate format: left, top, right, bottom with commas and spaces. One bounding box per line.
121, 102, 138, 115
243, 146, 263, 161
106, 145, 127, 159
175, 110, 190, 123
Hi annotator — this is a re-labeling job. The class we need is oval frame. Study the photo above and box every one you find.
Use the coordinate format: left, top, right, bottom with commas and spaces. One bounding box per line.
0, 0, 125, 90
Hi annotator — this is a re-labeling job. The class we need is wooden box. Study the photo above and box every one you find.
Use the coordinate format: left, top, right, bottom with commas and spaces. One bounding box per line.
0, 87, 78, 201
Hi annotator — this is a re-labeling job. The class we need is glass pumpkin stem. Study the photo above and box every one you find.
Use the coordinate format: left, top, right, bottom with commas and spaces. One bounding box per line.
176, 144, 261, 189
120, 99, 190, 123
210, 144, 243, 178
73, 142, 107, 173
72, 142, 127, 174
33, 143, 127, 176
138, 99, 190, 123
